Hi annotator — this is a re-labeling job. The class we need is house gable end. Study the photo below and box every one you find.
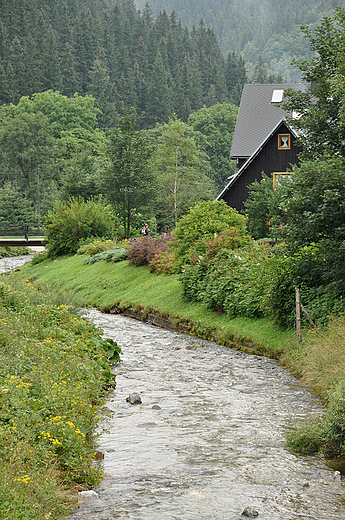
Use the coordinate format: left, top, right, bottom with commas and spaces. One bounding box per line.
218, 122, 301, 212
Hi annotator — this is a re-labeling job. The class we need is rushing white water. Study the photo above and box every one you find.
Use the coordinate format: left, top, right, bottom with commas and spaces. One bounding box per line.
68, 309, 345, 520
0, 254, 35, 274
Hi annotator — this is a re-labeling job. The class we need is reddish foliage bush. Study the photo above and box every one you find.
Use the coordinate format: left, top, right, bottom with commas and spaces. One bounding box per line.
205, 227, 252, 263
148, 249, 178, 274
126, 234, 175, 266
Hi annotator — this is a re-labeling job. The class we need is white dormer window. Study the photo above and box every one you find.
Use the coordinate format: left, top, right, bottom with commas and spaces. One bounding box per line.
271, 89, 284, 103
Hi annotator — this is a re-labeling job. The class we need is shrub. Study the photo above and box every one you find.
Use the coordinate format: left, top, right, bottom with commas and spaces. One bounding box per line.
77, 239, 118, 256
173, 200, 248, 266
148, 248, 179, 274
44, 197, 117, 257
0, 246, 32, 258
179, 239, 297, 323
244, 173, 282, 239
127, 234, 174, 266
31, 250, 49, 265
299, 284, 345, 326
179, 260, 208, 302
83, 247, 127, 264
205, 227, 252, 262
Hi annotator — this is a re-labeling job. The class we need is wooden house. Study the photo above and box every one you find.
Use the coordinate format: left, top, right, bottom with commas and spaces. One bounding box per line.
216, 83, 307, 212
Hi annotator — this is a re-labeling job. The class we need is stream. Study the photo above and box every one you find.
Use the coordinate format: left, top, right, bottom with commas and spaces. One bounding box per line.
70, 309, 345, 520
2, 256, 344, 518
0, 254, 36, 273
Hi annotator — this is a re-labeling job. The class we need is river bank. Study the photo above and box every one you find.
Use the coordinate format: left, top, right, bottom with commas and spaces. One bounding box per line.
18, 253, 345, 454
7, 253, 345, 518
0, 270, 117, 520
19, 254, 295, 358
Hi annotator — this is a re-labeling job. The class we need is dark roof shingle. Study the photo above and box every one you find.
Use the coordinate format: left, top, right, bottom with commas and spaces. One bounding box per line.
230, 83, 307, 159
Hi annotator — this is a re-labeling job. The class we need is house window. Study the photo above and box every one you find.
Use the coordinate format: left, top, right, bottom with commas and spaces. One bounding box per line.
278, 133, 290, 150
273, 172, 293, 190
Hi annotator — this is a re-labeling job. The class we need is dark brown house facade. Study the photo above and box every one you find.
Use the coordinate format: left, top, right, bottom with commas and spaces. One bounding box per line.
216, 83, 306, 212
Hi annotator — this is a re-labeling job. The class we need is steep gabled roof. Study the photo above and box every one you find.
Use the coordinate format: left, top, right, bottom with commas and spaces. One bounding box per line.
217, 119, 298, 201
230, 83, 307, 159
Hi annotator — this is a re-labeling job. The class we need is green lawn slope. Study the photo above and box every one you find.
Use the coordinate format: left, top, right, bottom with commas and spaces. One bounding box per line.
19, 255, 295, 357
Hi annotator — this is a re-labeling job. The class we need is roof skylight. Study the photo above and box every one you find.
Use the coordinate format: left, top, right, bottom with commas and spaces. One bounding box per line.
271, 89, 284, 103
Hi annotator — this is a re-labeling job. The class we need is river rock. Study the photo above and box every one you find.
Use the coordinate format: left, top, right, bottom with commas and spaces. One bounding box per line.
94, 450, 104, 460
126, 393, 142, 404
333, 471, 341, 481
78, 490, 101, 504
242, 506, 259, 517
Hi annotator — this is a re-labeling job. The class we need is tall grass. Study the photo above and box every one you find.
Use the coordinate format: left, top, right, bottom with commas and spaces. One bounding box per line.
0, 275, 117, 519
283, 316, 345, 456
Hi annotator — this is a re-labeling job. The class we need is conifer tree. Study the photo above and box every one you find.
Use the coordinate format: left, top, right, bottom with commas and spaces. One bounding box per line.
73, 9, 98, 93
146, 51, 173, 127
89, 52, 117, 128
41, 30, 62, 92
253, 55, 268, 83
60, 42, 78, 96
133, 36, 149, 114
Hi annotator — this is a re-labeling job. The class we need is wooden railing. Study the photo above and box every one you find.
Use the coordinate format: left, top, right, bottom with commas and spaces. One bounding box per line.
0, 223, 44, 241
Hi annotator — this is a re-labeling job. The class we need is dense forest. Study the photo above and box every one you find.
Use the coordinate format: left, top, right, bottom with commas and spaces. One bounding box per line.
0, 0, 249, 233
0, 0, 246, 127
135, 0, 345, 81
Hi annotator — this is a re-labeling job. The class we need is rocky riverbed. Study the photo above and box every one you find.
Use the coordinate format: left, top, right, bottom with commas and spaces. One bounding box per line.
0, 254, 35, 273
68, 309, 345, 520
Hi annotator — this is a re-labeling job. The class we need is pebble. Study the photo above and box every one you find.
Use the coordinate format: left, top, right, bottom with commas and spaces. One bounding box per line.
242, 506, 259, 517
126, 393, 142, 404
333, 471, 341, 481
78, 490, 100, 504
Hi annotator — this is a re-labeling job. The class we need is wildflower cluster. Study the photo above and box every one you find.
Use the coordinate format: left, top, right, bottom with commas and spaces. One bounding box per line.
0, 275, 120, 519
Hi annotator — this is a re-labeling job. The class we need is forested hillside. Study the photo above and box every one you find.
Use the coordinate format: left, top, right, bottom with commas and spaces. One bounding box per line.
135, 0, 345, 81
0, 0, 246, 126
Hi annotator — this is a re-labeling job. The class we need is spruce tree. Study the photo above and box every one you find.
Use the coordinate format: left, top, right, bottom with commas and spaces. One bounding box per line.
253, 55, 268, 83
89, 51, 117, 128
146, 51, 173, 127
73, 9, 98, 93
60, 42, 78, 96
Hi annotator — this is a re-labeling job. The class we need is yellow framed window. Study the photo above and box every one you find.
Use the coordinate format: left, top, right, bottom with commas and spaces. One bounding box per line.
278, 133, 290, 150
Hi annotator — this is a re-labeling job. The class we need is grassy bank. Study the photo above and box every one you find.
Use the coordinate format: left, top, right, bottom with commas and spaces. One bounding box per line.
0, 274, 118, 520
19, 254, 295, 357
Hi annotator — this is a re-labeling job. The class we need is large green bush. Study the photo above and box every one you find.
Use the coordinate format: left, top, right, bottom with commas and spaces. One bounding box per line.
173, 200, 248, 266
180, 237, 300, 326
44, 197, 117, 257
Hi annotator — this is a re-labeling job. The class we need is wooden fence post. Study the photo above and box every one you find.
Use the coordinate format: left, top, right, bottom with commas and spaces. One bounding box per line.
295, 288, 318, 344
296, 288, 301, 344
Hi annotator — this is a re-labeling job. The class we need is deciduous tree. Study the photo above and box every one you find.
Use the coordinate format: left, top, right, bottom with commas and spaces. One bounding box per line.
282, 7, 345, 159
150, 116, 215, 228
188, 102, 238, 192
102, 107, 155, 238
